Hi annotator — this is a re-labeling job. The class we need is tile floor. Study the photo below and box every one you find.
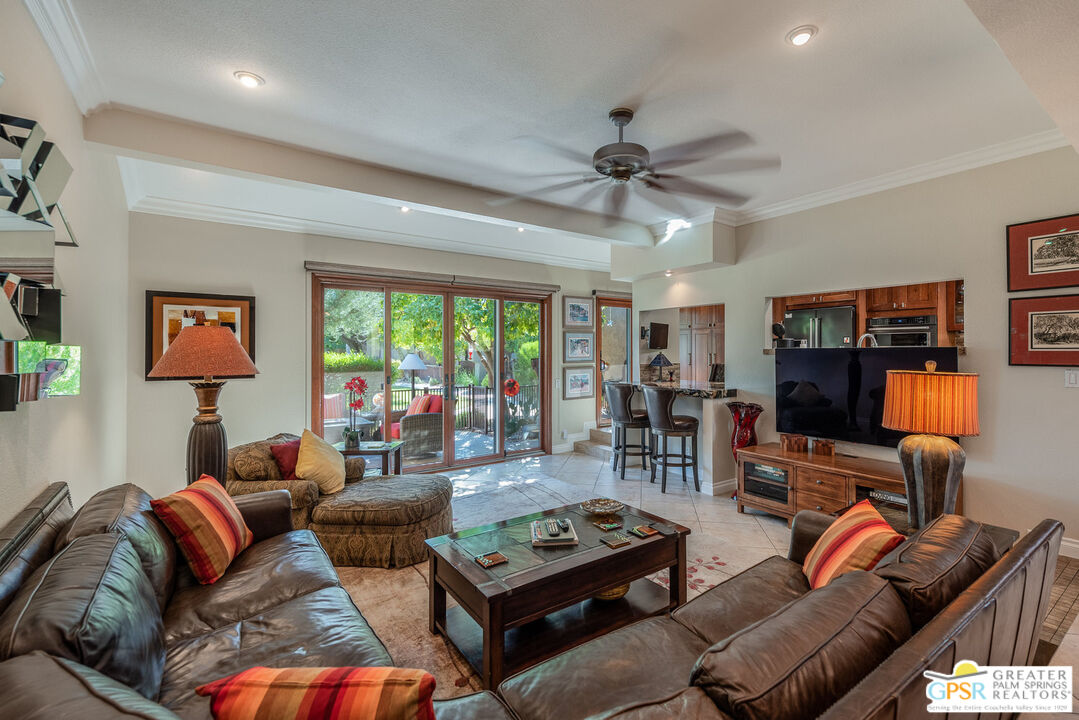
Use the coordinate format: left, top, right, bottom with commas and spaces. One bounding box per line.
341, 450, 1079, 705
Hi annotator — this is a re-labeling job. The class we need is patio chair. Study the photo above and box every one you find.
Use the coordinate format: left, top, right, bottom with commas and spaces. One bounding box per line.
391, 393, 444, 458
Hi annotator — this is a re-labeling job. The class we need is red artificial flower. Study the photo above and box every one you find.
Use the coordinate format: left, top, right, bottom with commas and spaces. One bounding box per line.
503, 378, 520, 397
349, 398, 365, 411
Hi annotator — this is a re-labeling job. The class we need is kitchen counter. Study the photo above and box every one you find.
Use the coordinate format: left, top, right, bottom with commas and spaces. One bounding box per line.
621, 380, 740, 495
632, 380, 737, 400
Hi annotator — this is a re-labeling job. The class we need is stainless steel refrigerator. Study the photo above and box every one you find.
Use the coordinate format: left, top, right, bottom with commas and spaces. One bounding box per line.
782, 306, 856, 348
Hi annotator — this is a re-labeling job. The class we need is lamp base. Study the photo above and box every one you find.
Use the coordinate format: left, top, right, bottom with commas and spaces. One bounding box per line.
897, 434, 965, 530
186, 380, 228, 485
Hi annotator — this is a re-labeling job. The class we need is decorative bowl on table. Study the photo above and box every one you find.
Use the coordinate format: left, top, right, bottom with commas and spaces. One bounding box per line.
593, 583, 631, 601
580, 498, 624, 515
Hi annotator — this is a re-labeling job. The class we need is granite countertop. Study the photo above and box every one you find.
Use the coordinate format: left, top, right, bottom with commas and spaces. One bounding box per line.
632, 380, 737, 399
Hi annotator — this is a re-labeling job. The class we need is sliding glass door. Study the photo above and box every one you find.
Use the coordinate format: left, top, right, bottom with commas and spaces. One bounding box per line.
390, 292, 445, 469
451, 295, 499, 462
504, 300, 542, 453
315, 278, 548, 470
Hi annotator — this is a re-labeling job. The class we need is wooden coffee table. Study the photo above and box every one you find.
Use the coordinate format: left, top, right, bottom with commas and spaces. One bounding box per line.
425, 503, 690, 688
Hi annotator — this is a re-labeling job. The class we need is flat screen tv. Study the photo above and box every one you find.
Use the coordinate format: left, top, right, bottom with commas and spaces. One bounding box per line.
648, 322, 669, 349
775, 347, 959, 448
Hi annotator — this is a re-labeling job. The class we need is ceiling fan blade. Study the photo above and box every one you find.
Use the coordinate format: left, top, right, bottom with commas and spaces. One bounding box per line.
514, 135, 592, 166
650, 130, 754, 167
604, 183, 628, 222
652, 154, 782, 174
647, 173, 750, 207
572, 180, 610, 209
487, 177, 596, 207
632, 177, 691, 218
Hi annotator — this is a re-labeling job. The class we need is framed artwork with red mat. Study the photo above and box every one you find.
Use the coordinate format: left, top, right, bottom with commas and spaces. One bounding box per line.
1009, 294, 1079, 367
1007, 213, 1079, 292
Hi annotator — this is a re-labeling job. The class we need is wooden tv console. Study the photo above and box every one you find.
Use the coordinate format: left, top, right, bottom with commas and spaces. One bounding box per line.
736, 442, 962, 527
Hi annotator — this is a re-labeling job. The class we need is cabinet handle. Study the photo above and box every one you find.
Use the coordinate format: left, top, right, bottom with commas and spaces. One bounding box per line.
815, 505, 823, 511
815, 479, 823, 485
901, 302, 906, 308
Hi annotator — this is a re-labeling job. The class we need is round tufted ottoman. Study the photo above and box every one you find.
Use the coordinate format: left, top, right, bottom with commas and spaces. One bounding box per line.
307, 474, 453, 567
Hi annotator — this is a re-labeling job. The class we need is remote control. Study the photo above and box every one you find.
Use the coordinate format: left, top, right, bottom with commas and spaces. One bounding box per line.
546, 518, 560, 536
557, 518, 570, 532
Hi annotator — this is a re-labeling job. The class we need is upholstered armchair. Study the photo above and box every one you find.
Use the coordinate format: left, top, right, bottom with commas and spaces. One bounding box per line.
225, 433, 366, 529
390, 393, 444, 459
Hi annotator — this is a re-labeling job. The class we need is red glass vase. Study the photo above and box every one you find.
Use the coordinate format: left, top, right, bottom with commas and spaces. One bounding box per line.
727, 402, 764, 456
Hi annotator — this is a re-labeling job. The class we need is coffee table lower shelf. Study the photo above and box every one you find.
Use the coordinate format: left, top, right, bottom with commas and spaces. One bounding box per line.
439, 577, 670, 685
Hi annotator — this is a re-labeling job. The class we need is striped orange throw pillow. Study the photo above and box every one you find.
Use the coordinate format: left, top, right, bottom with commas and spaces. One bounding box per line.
151, 475, 253, 584
802, 500, 905, 589
195, 666, 436, 720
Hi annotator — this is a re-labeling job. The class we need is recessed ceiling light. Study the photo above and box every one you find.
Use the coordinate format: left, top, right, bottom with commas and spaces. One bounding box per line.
517, 227, 525, 232
400, 206, 410, 213
233, 71, 265, 88
664, 270, 673, 277
786, 25, 817, 47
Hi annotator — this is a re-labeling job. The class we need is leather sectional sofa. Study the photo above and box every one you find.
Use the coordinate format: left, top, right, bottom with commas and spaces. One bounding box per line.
0, 481, 1063, 720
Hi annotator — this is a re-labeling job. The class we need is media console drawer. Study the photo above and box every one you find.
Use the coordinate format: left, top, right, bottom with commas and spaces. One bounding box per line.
797, 490, 849, 515
796, 468, 849, 501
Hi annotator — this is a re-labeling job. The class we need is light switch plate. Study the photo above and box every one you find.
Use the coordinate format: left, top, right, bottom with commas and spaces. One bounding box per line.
1065, 369, 1079, 388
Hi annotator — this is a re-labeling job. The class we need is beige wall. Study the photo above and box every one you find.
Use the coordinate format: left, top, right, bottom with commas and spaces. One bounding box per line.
633, 146, 1079, 551
0, 4, 131, 524
126, 213, 629, 496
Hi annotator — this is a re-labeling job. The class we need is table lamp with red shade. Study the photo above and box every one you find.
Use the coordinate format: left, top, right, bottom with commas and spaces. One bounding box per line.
882, 361, 979, 529
148, 325, 258, 485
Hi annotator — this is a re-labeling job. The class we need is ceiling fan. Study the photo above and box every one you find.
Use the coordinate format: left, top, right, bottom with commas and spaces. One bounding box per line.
491, 107, 779, 221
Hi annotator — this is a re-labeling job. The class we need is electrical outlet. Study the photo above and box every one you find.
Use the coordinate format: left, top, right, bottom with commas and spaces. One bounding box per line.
1065, 369, 1079, 388
560, 429, 568, 440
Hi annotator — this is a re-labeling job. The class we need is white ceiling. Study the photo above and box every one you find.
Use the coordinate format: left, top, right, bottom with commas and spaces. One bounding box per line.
117, 156, 613, 270
23, 0, 1070, 264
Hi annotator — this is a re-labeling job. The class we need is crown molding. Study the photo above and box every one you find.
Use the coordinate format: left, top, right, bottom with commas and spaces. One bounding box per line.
23, 0, 107, 113
735, 129, 1071, 225
128, 195, 612, 272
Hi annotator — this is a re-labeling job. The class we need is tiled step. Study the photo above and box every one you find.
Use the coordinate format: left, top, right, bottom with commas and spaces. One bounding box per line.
589, 427, 613, 444
573, 439, 612, 461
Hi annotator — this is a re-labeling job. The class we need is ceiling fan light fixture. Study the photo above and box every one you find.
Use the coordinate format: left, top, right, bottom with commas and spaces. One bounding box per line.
233, 71, 265, 88
658, 218, 692, 245
400, 206, 410, 213
786, 25, 817, 47
664, 270, 673, 277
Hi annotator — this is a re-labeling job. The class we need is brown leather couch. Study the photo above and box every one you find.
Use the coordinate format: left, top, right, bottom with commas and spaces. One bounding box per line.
0, 482, 511, 719
0, 481, 1063, 720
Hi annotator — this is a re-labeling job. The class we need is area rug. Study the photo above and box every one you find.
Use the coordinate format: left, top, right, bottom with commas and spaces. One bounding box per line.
337, 473, 733, 699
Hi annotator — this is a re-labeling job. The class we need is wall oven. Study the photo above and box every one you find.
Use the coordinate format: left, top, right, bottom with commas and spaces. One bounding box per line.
867, 316, 937, 347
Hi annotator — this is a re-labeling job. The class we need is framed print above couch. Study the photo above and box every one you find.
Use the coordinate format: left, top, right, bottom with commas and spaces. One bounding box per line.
1009, 294, 1079, 366
145, 290, 256, 379
1007, 213, 1079, 292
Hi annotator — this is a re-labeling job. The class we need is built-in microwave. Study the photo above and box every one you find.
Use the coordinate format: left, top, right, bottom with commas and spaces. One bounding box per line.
867, 316, 937, 347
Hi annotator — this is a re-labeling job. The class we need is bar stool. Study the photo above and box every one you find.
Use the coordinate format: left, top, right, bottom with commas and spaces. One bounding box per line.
642, 384, 700, 493
603, 382, 650, 480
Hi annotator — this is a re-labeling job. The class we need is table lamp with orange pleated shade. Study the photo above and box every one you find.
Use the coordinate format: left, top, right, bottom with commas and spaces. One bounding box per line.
882, 360, 979, 529
148, 325, 258, 485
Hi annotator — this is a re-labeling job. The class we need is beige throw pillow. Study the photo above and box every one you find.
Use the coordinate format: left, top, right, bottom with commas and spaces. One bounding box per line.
296, 429, 346, 494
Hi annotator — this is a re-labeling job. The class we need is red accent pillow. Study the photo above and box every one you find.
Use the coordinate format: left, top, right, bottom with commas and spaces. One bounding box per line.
196, 666, 436, 720
391, 422, 401, 439
427, 395, 443, 414
151, 475, 254, 584
405, 394, 432, 415
270, 439, 301, 480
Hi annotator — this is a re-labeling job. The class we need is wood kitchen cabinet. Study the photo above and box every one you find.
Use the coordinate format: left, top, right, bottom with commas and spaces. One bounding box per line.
688, 304, 723, 329
785, 290, 856, 308
865, 283, 937, 312
680, 304, 724, 382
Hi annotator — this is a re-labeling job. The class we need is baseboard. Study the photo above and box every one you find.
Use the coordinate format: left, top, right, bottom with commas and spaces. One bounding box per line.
552, 442, 574, 454
1060, 536, 1079, 559
712, 477, 737, 496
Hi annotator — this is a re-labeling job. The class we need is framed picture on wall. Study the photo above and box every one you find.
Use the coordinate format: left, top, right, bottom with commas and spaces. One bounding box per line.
563, 296, 594, 328
1009, 294, 1079, 366
1007, 213, 1079, 291
563, 331, 595, 363
563, 366, 595, 400
145, 290, 256, 379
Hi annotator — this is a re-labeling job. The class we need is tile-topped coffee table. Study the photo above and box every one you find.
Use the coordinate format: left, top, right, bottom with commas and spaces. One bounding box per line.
425, 502, 690, 688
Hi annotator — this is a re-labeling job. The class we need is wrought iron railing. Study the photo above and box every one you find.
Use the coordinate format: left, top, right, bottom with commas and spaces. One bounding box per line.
385, 384, 539, 435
